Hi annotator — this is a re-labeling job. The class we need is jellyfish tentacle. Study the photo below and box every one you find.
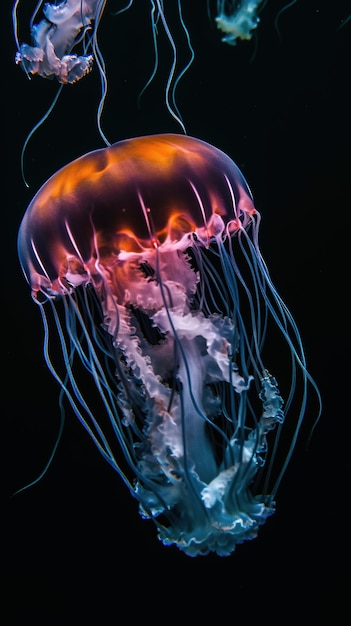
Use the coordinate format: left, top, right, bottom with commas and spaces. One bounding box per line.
274, 0, 297, 45
137, 0, 159, 110
153, 0, 186, 133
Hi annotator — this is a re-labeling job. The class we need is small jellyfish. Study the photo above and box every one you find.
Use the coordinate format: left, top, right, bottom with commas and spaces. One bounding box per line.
13, 0, 102, 83
215, 0, 265, 46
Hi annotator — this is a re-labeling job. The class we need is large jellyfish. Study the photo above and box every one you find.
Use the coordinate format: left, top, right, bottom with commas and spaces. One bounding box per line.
18, 134, 315, 556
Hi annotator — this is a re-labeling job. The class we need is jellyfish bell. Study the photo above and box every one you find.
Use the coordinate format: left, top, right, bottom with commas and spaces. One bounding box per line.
18, 134, 255, 295
18, 133, 311, 556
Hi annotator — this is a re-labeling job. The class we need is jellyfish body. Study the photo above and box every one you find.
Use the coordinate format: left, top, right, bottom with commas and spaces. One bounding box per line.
14, 0, 103, 83
215, 1, 265, 45
18, 134, 309, 556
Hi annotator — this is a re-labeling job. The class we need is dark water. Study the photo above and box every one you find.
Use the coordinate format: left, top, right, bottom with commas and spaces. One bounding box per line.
3, 1, 349, 623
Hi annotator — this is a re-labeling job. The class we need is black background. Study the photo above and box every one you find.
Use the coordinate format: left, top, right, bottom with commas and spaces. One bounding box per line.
3, 1, 350, 622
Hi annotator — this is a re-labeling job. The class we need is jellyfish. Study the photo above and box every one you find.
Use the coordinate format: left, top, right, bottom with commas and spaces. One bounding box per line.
18, 133, 317, 556
215, 0, 265, 45
12, 0, 112, 84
